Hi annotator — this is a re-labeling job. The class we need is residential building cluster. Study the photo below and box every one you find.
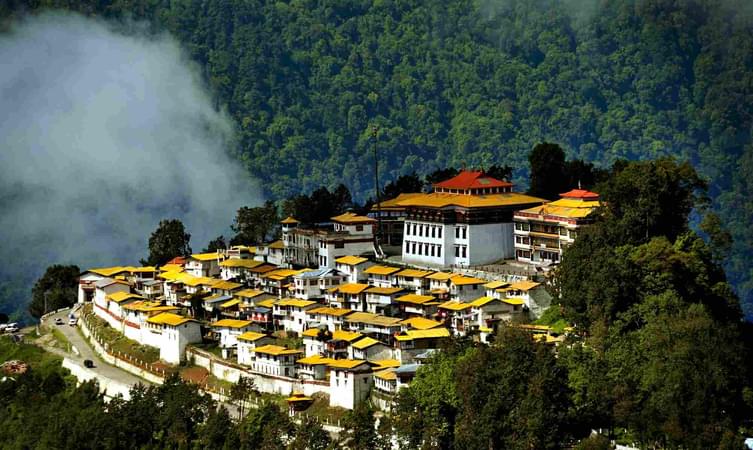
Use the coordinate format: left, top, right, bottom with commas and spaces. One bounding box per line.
76, 170, 597, 410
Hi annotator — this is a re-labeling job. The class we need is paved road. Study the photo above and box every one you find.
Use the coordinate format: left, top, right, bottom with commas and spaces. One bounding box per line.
42, 307, 153, 388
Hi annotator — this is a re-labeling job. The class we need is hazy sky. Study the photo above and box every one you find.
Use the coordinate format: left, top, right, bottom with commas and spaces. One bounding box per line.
0, 12, 260, 278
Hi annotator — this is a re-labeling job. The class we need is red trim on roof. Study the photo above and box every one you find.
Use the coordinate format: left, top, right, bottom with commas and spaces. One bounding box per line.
433, 171, 512, 190
559, 189, 599, 199
166, 256, 186, 266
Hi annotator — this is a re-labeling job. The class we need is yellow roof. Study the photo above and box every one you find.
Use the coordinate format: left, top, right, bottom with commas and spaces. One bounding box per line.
366, 286, 405, 295
286, 394, 313, 402
509, 281, 541, 291
127, 266, 157, 273
327, 359, 373, 370
395, 294, 436, 305
237, 331, 270, 342
301, 328, 322, 337
337, 283, 370, 294
212, 280, 243, 291
211, 319, 253, 329
335, 255, 369, 266
395, 328, 451, 341
427, 272, 455, 281
400, 317, 443, 330
256, 299, 277, 308
253, 344, 302, 356
88, 266, 129, 277
146, 312, 195, 326
275, 298, 318, 308
333, 329, 364, 342
219, 259, 264, 269
351, 337, 382, 349
182, 276, 215, 287
330, 212, 375, 224
281, 216, 299, 224
190, 252, 225, 262
344, 312, 402, 327
268, 240, 284, 249
396, 192, 545, 209
220, 298, 241, 308
503, 297, 525, 306
296, 355, 334, 365
122, 301, 178, 313
363, 265, 401, 276
517, 197, 600, 219
235, 289, 266, 299
248, 264, 278, 273
395, 268, 434, 278
307, 306, 353, 317
483, 280, 510, 289
438, 301, 472, 311
451, 275, 485, 286
372, 359, 401, 368
469, 296, 499, 307
106, 292, 144, 303
374, 368, 397, 381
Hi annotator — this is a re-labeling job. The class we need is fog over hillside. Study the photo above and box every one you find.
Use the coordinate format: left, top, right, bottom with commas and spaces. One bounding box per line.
0, 12, 259, 318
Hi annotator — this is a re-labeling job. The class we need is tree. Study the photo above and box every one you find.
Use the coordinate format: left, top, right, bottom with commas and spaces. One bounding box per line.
141, 219, 191, 266
230, 376, 259, 421
204, 235, 227, 252
231, 201, 278, 245
239, 400, 292, 450
28, 264, 80, 318
484, 164, 513, 182
382, 172, 423, 200
342, 401, 378, 450
425, 168, 460, 188
288, 415, 331, 450
528, 142, 568, 200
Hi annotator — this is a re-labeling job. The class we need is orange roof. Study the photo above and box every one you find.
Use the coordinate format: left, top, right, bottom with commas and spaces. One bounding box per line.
434, 170, 512, 190
396, 192, 545, 209
330, 212, 375, 224
560, 189, 599, 200
281, 216, 299, 224
337, 283, 370, 294
364, 265, 401, 276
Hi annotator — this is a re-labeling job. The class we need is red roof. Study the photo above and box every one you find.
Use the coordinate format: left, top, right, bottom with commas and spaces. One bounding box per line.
434, 171, 512, 190
560, 189, 599, 200
166, 256, 186, 266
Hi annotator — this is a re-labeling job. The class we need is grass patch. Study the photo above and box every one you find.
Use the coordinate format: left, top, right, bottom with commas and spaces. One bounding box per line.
272, 331, 303, 350
191, 342, 224, 358
0, 336, 62, 372
298, 392, 348, 425
85, 311, 161, 364
50, 327, 72, 351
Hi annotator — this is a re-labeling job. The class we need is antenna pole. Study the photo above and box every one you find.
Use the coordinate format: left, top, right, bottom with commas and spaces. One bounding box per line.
372, 125, 382, 252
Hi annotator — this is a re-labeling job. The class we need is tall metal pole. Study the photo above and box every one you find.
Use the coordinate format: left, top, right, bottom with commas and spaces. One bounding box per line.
372, 125, 382, 253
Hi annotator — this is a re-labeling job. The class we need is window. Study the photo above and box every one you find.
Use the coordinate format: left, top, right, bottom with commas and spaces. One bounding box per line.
455, 246, 460, 257
523, 223, 530, 231
334, 241, 344, 249
356, 225, 363, 231
431, 227, 436, 238
455, 227, 460, 238
417, 244, 422, 255
437, 246, 441, 257
559, 227, 567, 236
430, 245, 435, 257
438, 227, 442, 238
424, 243, 429, 255
462, 227, 467, 239
461, 246, 467, 258
515, 222, 522, 230
405, 241, 410, 253
412, 242, 416, 254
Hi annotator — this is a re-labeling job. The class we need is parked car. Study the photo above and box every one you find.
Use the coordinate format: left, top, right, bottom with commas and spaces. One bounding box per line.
83, 359, 94, 368
54, 318, 63, 325
68, 317, 77, 326
3, 323, 18, 333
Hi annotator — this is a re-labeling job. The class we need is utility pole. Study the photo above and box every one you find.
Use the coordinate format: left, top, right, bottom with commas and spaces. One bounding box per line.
372, 125, 383, 255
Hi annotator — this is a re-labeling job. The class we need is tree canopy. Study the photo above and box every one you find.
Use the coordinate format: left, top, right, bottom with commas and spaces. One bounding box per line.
141, 219, 191, 266
28, 264, 79, 318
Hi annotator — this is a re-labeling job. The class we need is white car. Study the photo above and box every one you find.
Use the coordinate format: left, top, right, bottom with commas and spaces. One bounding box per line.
69, 317, 77, 326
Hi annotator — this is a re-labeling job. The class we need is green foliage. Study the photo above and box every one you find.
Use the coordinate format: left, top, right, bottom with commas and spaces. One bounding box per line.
342, 401, 378, 450
28, 264, 79, 318
231, 201, 279, 245
204, 235, 228, 252
141, 219, 191, 266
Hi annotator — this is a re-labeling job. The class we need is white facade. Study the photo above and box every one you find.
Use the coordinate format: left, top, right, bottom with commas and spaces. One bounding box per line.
335, 258, 375, 284
236, 335, 275, 366
329, 361, 374, 409
143, 319, 202, 364
403, 221, 514, 267
253, 346, 302, 377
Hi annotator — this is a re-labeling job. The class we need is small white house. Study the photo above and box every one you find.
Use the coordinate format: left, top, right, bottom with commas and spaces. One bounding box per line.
185, 252, 224, 278
236, 331, 275, 366
305, 307, 354, 332
392, 268, 434, 294
364, 286, 405, 316
273, 298, 320, 334
334, 256, 375, 284
296, 354, 333, 380
328, 359, 377, 409
144, 312, 202, 364
211, 319, 260, 350
363, 265, 401, 288
292, 268, 345, 300
449, 275, 485, 302
350, 337, 393, 360
326, 283, 370, 311
253, 344, 302, 378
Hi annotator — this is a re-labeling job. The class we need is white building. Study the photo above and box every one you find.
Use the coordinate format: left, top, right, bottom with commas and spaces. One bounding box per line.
364, 287, 405, 316
185, 252, 224, 278
121, 301, 179, 342
326, 283, 370, 311
328, 359, 377, 409
393, 268, 435, 294
272, 298, 320, 334
296, 354, 333, 380
281, 213, 376, 269
394, 328, 451, 363
143, 312, 202, 364
513, 189, 601, 265
334, 256, 375, 284
253, 345, 302, 378
392, 170, 544, 267
343, 312, 403, 344
350, 337, 393, 360
394, 294, 440, 318
211, 319, 260, 351
363, 265, 401, 288
292, 267, 345, 300
236, 331, 275, 366
449, 275, 486, 302
305, 306, 354, 331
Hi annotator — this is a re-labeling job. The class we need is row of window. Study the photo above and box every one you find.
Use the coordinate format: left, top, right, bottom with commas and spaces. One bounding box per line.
405, 240, 442, 258
454, 226, 467, 240
514, 222, 578, 239
406, 222, 443, 239
515, 236, 531, 245
454, 245, 468, 258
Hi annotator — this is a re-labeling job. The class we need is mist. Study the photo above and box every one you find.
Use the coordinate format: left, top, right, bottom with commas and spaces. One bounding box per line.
0, 12, 259, 314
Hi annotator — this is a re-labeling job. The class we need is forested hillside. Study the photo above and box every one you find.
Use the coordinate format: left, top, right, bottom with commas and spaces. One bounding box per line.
3, 0, 753, 315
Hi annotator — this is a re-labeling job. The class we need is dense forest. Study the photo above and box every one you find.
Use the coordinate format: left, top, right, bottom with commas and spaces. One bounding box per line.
2, 0, 753, 317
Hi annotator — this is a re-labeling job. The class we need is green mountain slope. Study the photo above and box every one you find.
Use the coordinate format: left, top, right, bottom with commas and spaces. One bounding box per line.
3, 0, 753, 316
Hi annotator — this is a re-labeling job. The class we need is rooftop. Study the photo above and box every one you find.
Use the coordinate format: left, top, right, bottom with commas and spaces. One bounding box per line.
254, 344, 302, 356
433, 170, 513, 190
211, 319, 253, 329
335, 255, 369, 266
147, 312, 195, 327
